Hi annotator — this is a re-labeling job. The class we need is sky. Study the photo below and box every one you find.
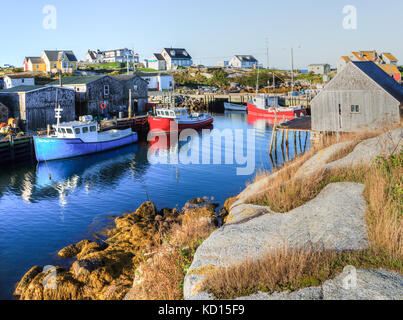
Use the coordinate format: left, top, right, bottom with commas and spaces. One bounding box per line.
1, 0, 402, 69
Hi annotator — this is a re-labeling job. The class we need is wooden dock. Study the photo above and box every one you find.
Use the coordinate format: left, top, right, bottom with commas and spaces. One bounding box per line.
100, 115, 149, 137
277, 116, 312, 131
269, 116, 312, 168
0, 136, 35, 166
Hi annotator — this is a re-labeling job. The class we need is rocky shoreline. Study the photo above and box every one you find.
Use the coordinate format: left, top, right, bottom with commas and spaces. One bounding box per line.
14, 199, 222, 300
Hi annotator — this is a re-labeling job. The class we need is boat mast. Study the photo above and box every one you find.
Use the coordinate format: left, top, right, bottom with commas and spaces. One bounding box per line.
54, 88, 63, 132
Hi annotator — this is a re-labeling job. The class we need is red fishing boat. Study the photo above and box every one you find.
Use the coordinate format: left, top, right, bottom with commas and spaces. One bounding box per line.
247, 95, 307, 122
148, 107, 214, 133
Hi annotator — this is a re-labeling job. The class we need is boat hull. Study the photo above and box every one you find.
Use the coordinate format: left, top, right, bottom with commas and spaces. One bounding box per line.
148, 117, 214, 133
33, 132, 138, 162
224, 102, 247, 112
247, 103, 307, 121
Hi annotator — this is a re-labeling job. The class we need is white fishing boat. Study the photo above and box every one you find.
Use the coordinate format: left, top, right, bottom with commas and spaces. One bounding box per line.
224, 102, 247, 112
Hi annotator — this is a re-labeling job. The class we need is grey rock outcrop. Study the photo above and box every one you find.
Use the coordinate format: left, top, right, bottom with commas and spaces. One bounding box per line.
296, 128, 402, 179
184, 182, 369, 299
234, 269, 403, 300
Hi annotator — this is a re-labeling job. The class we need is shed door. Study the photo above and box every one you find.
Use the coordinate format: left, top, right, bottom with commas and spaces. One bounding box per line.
338, 104, 342, 130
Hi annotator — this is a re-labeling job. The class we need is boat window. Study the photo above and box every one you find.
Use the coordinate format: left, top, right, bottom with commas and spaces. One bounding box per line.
165, 111, 170, 116
90, 126, 97, 132
82, 127, 89, 134
66, 128, 73, 134
61, 128, 66, 134
58, 128, 63, 133
170, 111, 175, 117
75, 128, 81, 134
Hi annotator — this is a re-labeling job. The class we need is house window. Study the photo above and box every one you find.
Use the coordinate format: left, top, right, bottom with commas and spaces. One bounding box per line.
22, 79, 25, 83
36, 64, 39, 69
104, 85, 110, 97
351, 105, 360, 113
54, 64, 57, 68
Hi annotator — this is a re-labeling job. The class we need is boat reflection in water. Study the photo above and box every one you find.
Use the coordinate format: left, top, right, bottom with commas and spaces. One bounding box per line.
247, 113, 276, 129
32, 143, 149, 205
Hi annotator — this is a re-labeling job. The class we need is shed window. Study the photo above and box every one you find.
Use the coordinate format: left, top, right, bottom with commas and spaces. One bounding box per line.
104, 85, 110, 97
90, 126, 96, 132
82, 127, 89, 133
75, 128, 81, 134
351, 105, 360, 113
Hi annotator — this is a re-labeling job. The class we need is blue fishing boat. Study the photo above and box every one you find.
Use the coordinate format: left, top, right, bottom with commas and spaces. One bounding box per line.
34, 112, 138, 162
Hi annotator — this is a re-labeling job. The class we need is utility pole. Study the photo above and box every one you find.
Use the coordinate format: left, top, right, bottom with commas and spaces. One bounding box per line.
127, 53, 129, 75
291, 48, 294, 94
256, 64, 260, 94
266, 38, 269, 70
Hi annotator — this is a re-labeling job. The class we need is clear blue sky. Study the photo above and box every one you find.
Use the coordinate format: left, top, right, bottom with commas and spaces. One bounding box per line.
1, 0, 402, 69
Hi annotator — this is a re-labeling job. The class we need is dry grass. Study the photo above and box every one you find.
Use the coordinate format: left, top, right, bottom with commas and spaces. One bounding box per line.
201, 246, 402, 300
202, 136, 402, 299
250, 166, 367, 213
127, 206, 217, 300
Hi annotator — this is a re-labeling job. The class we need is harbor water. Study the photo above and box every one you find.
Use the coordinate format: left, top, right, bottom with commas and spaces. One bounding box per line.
0, 112, 310, 299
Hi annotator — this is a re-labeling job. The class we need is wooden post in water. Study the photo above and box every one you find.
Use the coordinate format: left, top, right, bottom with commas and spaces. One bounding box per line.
298, 131, 302, 153
128, 89, 132, 118
303, 131, 309, 152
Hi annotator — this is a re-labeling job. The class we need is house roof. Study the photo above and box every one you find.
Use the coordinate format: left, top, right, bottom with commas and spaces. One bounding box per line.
0, 85, 45, 93
110, 74, 148, 83
163, 48, 192, 59
309, 63, 330, 67
352, 61, 403, 102
153, 53, 165, 61
25, 57, 44, 64
43, 50, 78, 62
4, 73, 35, 79
378, 64, 401, 76
382, 53, 398, 62
0, 85, 73, 93
47, 75, 105, 85
235, 55, 258, 63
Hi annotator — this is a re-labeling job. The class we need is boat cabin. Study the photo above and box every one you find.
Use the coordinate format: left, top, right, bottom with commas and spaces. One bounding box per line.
251, 95, 279, 109
53, 121, 99, 142
155, 108, 188, 119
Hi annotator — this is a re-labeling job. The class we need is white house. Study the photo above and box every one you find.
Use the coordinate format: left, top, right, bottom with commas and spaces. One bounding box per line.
139, 73, 174, 91
84, 48, 139, 64
308, 64, 331, 75
148, 54, 167, 71
4, 74, 35, 89
161, 48, 192, 70
217, 60, 229, 67
229, 55, 258, 68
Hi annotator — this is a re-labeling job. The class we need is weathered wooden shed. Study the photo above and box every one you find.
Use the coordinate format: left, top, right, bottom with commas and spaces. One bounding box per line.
47, 75, 148, 116
110, 74, 149, 112
311, 61, 403, 132
0, 85, 75, 131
